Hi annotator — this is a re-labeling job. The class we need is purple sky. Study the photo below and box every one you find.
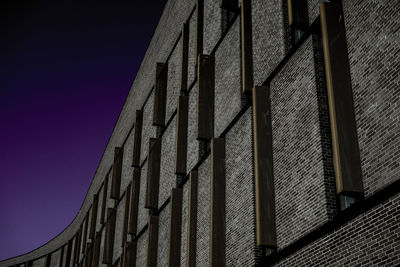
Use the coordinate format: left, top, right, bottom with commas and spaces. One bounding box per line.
0, 1, 166, 260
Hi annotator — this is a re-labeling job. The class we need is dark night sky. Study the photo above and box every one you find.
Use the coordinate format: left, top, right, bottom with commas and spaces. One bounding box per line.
0, 0, 166, 260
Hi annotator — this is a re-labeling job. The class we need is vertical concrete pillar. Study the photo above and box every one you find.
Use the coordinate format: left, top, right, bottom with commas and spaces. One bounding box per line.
181, 23, 189, 92
146, 216, 160, 267
175, 95, 189, 175
320, 2, 363, 196
168, 188, 183, 267
196, 54, 215, 141
128, 169, 141, 235
252, 86, 277, 247
103, 208, 116, 264
210, 138, 226, 267
153, 63, 168, 127
145, 138, 162, 209
132, 110, 143, 168
111, 147, 123, 199
241, 0, 254, 94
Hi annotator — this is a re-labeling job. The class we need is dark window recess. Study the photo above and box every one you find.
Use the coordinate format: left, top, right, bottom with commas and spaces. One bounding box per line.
221, 7, 236, 34
287, 0, 309, 43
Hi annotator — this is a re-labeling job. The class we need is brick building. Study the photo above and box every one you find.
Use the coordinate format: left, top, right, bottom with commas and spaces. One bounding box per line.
1, 0, 399, 266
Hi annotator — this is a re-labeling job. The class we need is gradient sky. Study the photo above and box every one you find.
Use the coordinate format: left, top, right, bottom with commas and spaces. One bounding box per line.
0, 0, 166, 260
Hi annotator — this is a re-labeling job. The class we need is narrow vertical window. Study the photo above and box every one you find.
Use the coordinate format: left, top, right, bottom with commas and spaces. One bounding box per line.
320, 2, 363, 210
111, 147, 123, 199
175, 95, 189, 175
132, 110, 143, 168
195, 0, 204, 67
241, 0, 254, 94
287, 0, 308, 43
181, 23, 190, 92
89, 194, 99, 240
153, 63, 168, 127
220, 0, 238, 34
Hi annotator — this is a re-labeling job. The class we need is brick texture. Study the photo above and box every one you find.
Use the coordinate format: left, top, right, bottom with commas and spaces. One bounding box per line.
121, 127, 134, 192
136, 231, 147, 267
214, 18, 241, 137
196, 157, 210, 266
204, 0, 221, 54
112, 197, 124, 263
225, 108, 256, 266
273, 192, 400, 267
137, 162, 149, 233
252, 0, 285, 85
159, 117, 177, 208
270, 37, 330, 249
166, 39, 181, 121
187, 84, 199, 172
141, 92, 157, 165
157, 207, 169, 267
343, 0, 400, 197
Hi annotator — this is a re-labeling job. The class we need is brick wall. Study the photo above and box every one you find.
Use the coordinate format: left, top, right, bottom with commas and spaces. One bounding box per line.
225, 108, 256, 266
112, 197, 124, 263
135, 231, 147, 267
4, 0, 400, 266
187, 85, 199, 172
166, 39, 181, 121
121, 127, 134, 192
140, 92, 156, 165
272, 191, 400, 267
204, 0, 221, 54
137, 163, 148, 232
159, 117, 176, 207
343, 0, 400, 197
196, 157, 210, 266
252, 0, 285, 85
214, 18, 241, 137
157, 207, 169, 267
270, 37, 330, 249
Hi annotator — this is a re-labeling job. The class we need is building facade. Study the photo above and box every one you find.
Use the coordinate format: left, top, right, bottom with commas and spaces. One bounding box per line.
1, 0, 399, 266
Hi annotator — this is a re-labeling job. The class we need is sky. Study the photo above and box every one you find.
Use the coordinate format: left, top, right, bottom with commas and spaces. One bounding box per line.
0, 0, 166, 260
